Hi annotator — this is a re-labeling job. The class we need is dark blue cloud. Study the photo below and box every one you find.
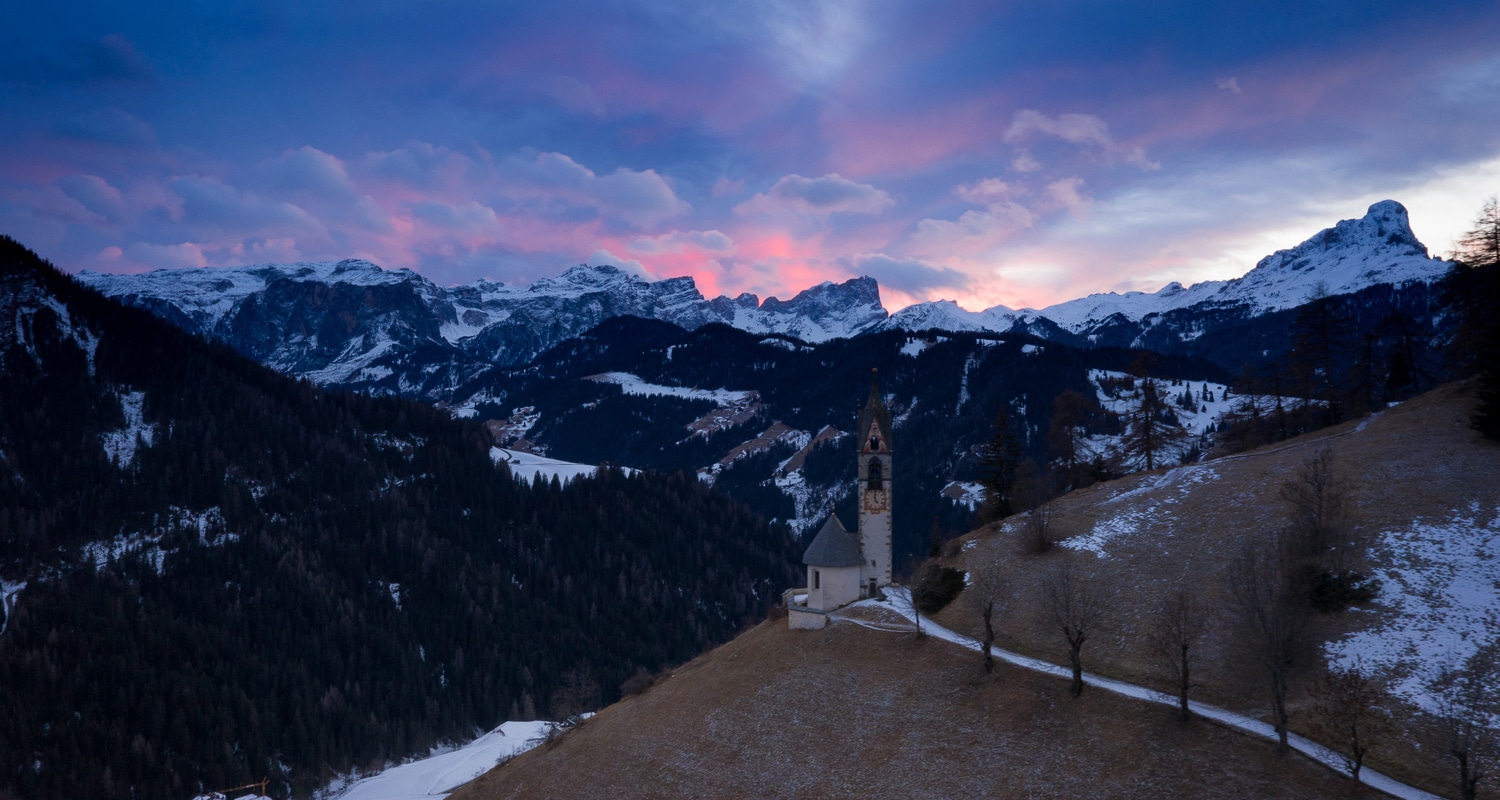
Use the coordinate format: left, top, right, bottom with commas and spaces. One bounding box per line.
0, 34, 155, 85
843, 254, 971, 295
49, 108, 157, 148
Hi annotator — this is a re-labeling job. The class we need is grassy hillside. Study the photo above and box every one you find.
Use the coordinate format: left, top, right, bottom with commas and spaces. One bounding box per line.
929, 379, 1498, 797
450, 380, 1496, 799
452, 615, 1381, 799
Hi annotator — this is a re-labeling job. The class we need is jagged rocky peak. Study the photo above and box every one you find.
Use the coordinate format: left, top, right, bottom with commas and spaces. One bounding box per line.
1224, 198, 1448, 311
760, 276, 882, 314
535, 263, 642, 291
1257, 199, 1427, 271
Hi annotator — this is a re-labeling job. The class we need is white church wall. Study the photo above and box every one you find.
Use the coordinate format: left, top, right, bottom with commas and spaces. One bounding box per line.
808, 564, 861, 610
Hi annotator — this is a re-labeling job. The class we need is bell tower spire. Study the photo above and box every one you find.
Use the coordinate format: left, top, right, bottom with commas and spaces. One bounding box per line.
857, 368, 893, 589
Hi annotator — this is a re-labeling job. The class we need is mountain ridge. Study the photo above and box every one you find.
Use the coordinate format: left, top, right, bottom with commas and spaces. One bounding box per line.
75, 200, 1451, 400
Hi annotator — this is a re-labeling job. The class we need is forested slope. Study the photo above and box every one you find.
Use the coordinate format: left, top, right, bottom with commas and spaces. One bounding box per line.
0, 237, 800, 799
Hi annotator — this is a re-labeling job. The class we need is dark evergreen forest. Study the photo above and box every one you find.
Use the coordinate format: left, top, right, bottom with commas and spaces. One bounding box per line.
0, 238, 800, 799
463, 315, 1235, 567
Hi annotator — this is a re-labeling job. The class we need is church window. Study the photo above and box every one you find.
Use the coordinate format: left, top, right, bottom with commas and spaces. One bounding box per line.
814, 570, 820, 590
869, 434, 881, 452
867, 459, 882, 488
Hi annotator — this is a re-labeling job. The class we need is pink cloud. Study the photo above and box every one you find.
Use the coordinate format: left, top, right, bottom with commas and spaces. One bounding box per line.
908, 201, 1034, 258
628, 229, 733, 255
711, 177, 745, 197
1043, 178, 1090, 216
499, 151, 689, 228
954, 177, 1017, 204
818, 94, 1010, 176
55, 174, 127, 223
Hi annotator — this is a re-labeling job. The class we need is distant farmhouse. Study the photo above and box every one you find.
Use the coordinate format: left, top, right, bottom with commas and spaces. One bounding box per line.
787, 372, 894, 629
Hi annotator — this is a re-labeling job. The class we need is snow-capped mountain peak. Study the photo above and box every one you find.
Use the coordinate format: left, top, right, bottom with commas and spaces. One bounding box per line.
1219, 199, 1438, 312
1027, 199, 1450, 332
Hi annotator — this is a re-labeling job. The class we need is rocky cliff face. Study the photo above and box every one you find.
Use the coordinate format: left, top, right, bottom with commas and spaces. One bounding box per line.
80, 260, 890, 399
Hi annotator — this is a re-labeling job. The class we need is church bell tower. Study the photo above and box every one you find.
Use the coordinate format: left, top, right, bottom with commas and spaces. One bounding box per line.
857, 369, 893, 589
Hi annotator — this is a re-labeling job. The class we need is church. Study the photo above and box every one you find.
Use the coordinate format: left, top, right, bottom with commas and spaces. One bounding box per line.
787, 371, 894, 630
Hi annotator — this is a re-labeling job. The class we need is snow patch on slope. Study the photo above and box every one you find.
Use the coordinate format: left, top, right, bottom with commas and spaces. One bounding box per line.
1064, 466, 1220, 558
1324, 504, 1500, 714
490, 447, 635, 484
316, 720, 556, 800
79, 507, 230, 574
1, 580, 25, 637
586, 372, 753, 405
101, 390, 156, 467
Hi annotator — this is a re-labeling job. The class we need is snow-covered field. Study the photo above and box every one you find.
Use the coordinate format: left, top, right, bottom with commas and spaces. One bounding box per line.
489, 447, 634, 484
1324, 504, 1500, 714
317, 721, 555, 800
586, 372, 753, 406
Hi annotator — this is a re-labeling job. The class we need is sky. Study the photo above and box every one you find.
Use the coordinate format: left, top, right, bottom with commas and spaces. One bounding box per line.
2, 1, 1498, 312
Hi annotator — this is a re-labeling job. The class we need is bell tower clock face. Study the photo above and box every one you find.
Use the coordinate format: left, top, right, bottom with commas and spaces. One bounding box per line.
863, 487, 888, 512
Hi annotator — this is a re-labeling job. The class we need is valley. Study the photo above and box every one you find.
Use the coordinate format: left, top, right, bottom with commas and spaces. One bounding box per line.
1, 194, 1495, 799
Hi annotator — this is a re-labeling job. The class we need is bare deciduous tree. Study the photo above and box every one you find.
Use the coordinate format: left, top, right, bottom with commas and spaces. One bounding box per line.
1012, 461, 1056, 554
1280, 449, 1352, 569
967, 546, 1008, 674
1226, 534, 1307, 755
1309, 663, 1390, 781
1431, 641, 1500, 800
1045, 562, 1103, 698
1149, 588, 1205, 723
549, 665, 600, 721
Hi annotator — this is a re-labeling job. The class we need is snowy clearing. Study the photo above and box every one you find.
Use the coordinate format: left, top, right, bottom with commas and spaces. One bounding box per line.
78, 507, 230, 575
317, 721, 555, 800
1, 580, 25, 637
490, 447, 635, 484
865, 588, 1441, 800
1325, 504, 1500, 715
585, 372, 753, 405
100, 390, 156, 468
940, 481, 984, 511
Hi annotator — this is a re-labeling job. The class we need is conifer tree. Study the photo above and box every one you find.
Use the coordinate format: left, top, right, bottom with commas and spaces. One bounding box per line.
1448, 196, 1500, 439
977, 404, 1025, 522
1119, 372, 1187, 471
1287, 283, 1354, 428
